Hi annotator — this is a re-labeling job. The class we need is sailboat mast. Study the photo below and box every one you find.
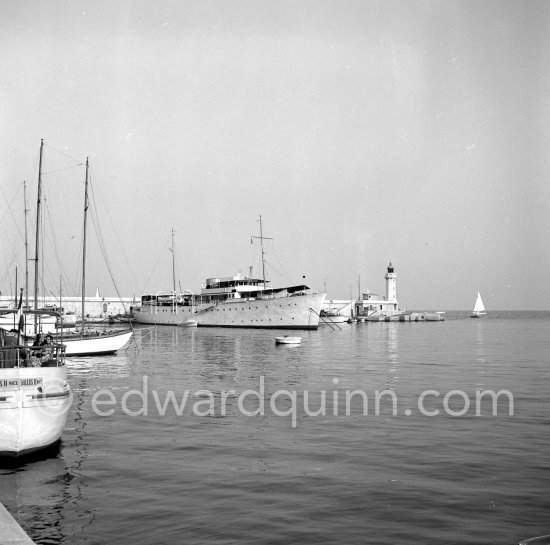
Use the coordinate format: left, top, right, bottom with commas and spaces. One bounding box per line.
33, 139, 44, 321
171, 228, 176, 293
14, 267, 18, 309
23, 181, 29, 308
82, 158, 89, 326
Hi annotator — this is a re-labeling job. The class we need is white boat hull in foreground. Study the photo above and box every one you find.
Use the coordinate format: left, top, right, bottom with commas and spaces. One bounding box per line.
0, 366, 70, 457
61, 329, 133, 356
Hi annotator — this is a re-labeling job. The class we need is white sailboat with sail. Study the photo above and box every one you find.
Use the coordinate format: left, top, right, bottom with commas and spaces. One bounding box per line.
471, 291, 486, 318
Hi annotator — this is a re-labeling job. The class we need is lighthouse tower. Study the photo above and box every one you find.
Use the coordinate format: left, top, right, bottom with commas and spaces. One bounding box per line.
385, 262, 397, 303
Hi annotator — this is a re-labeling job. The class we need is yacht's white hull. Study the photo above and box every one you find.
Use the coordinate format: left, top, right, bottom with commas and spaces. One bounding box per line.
132, 293, 326, 329
131, 305, 199, 326
61, 329, 133, 356
0, 366, 70, 457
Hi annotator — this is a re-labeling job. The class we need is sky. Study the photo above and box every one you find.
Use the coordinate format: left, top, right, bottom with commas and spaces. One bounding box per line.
1, 0, 549, 310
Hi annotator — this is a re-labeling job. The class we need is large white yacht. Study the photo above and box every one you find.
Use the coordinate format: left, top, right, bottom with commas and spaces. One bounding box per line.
131, 273, 326, 329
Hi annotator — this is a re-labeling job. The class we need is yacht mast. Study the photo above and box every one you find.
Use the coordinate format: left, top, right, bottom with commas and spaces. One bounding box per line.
33, 139, 44, 321
170, 228, 176, 293
23, 181, 29, 308
82, 157, 89, 327
251, 215, 272, 289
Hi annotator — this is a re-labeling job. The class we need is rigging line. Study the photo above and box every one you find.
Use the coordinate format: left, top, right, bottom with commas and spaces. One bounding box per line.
87, 183, 128, 310
42, 141, 84, 166
268, 246, 293, 285
0, 254, 21, 287
42, 193, 77, 296
87, 167, 141, 295
173, 251, 182, 292
42, 164, 84, 175
0, 236, 20, 284
74, 214, 84, 299
90, 212, 127, 311
141, 235, 171, 295
0, 182, 25, 244
88, 178, 119, 281
264, 261, 286, 280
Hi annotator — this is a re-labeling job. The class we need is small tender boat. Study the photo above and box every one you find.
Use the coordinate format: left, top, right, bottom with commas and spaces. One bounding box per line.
275, 335, 302, 345
180, 319, 198, 327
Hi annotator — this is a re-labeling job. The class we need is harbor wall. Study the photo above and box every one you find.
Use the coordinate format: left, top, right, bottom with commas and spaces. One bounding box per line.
0, 296, 134, 319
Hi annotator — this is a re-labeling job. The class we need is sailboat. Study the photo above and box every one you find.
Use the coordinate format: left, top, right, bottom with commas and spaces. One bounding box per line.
20, 142, 132, 356
471, 291, 486, 318
55, 156, 133, 356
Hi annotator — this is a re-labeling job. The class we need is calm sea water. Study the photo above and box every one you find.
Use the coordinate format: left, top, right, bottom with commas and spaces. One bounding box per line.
1, 312, 549, 545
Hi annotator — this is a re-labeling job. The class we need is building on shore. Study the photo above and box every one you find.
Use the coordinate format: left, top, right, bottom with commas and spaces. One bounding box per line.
319, 263, 399, 322
355, 262, 401, 319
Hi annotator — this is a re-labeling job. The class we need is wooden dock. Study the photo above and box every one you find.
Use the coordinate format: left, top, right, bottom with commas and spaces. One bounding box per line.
0, 503, 35, 544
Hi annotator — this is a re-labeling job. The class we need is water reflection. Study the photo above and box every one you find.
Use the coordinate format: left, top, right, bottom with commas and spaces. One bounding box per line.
0, 452, 69, 543
67, 355, 131, 379
0, 364, 101, 543
384, 324, 399, 389
474, 318, 486, 363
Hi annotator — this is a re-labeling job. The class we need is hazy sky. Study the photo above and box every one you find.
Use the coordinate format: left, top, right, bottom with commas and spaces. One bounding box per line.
1, 0, 549, 310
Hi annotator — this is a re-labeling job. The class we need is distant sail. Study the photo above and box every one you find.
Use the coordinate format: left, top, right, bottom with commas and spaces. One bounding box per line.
471, 291, 486, 317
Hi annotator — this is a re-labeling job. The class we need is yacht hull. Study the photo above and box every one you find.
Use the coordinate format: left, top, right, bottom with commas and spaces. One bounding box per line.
132, 293, 326, 329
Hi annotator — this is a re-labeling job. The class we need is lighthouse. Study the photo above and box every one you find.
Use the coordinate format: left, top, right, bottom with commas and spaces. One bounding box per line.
385, 262, 397, 303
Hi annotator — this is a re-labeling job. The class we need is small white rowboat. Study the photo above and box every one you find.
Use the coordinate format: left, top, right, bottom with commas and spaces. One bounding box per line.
275, 336, 302, 345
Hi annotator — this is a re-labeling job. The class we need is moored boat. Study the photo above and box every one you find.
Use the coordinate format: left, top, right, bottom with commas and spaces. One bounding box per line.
131, 218, 325, 329
0, 312, 71, 457
50, 156, 133, 356
132, 277, 325, 329
275, 335, 302, 344
319, 309, 350, 324
58, 328, 133, 356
